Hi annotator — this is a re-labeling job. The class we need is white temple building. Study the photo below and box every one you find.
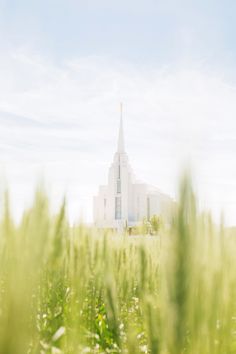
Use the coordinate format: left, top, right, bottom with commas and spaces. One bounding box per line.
93, 107, 173, 230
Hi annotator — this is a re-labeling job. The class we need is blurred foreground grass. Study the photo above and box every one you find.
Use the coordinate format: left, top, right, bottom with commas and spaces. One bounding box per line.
0, 176, 236, 354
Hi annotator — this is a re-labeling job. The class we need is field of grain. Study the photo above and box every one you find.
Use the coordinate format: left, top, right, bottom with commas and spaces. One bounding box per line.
0, 175, 236, 354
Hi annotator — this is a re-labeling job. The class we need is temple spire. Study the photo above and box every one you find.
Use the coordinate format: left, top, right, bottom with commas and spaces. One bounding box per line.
117, 103, 125, 153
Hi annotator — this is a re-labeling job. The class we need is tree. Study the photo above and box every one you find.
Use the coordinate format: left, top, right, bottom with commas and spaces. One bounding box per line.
150, 215, 161, 235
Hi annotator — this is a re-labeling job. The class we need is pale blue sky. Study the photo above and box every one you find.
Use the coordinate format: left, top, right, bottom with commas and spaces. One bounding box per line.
1, 0, 236, 69
0, 0, 236, 224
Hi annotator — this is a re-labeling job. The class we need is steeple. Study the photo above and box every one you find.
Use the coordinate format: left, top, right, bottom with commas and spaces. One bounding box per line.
117, 103, 125, 153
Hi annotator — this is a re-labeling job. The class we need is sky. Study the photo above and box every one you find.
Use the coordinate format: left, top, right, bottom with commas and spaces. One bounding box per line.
0, 0, 236, 225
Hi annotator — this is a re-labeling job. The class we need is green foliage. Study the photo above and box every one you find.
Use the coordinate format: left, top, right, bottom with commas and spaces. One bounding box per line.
150, 215, 162, 235
0, 175, 236, 354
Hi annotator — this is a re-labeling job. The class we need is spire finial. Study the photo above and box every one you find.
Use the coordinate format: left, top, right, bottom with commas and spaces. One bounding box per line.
117, 103, 125, 153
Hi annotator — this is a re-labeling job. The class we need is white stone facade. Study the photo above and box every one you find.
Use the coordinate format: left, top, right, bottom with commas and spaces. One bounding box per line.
93, 110, 173, 229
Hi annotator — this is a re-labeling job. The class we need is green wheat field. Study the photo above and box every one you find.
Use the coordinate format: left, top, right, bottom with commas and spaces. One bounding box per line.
0, 174, 236, 354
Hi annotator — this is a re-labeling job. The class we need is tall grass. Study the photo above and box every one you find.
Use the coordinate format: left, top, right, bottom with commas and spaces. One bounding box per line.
0, 175, 236, 353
